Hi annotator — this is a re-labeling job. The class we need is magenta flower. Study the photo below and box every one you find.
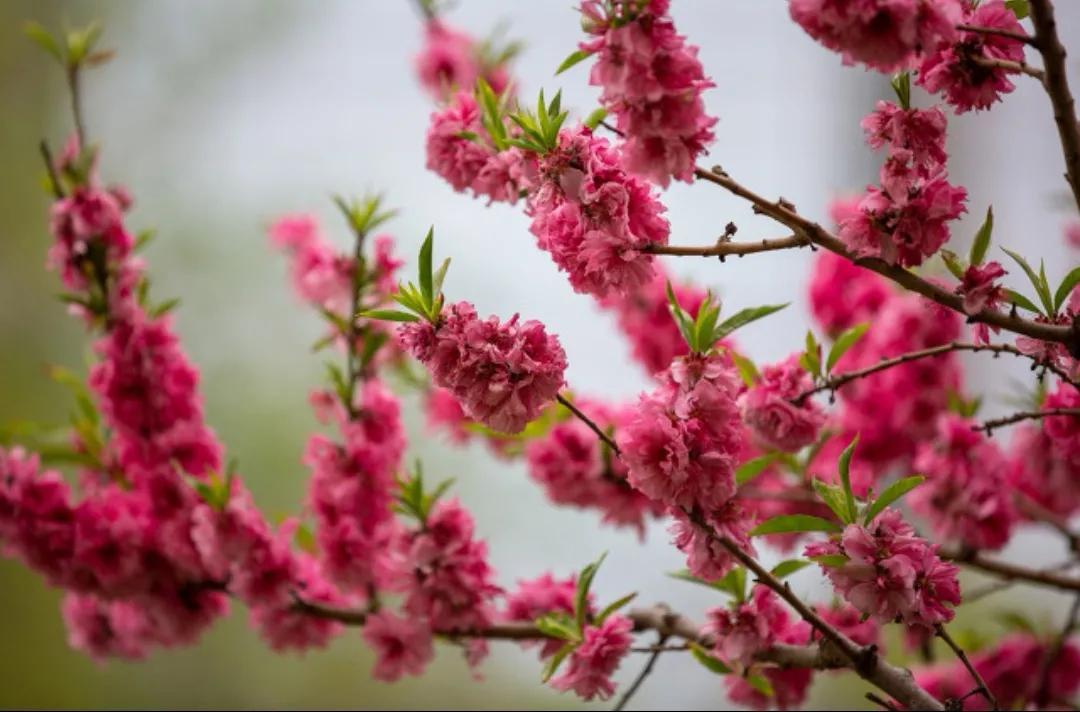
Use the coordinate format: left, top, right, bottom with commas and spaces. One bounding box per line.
362, 610, 435, 682
958, 260, 1007, 315
740, 354, 827, 452
549, 614, 633, 701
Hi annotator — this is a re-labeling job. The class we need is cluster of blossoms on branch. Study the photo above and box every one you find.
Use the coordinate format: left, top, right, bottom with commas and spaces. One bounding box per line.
8, 0, 1080, 710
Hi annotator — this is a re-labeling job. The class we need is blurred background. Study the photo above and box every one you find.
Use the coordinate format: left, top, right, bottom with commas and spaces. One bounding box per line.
1, 1, 1079, 708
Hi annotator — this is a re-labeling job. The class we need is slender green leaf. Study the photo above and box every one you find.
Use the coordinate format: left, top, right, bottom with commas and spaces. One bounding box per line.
432, 257, 451, 298
809, 553, 849, 568
891, 72, 911, 110
535, 613, 579, 641
555, 48, 593, 75
23, 22, 64, 64
736, 453, 778, 486
666, 281, 695, 349
802, 330, 822, 379
1002, 247, 1052, 315
541, 641, 577, 682
575, 553, 606, 632
714, 303, 789, 341
729, 350, 760, 386
940, 249, 967, 280
1004, 288, 1041, 314
770, 559, 811, 579
750, 514, 842, 536
596, 592, 637, 625
812, 480, 851, 525
1054, 266, 1080, 313
584, 107, 608, 131
838, 436, 859, 523
863, 475, 925, 525
746, 675, 775, 697
969, 206, 994, 266
419, 227, 434, 305
358, 309, 419, 323
689, 643, 732, 675
1005, 0, 1030, 20
826, 323, 869, 373
149, 297, 180, 319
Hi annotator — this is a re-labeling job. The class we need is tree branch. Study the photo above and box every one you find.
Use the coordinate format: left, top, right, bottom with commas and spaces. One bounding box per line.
976, 406, 1080, 433
1030, 0, 1080, 213
691, 165, 1078, 352
643, 234, 810, 259
935, 623, 998, 710
968, 54, 1046, 81
557, 393, 621, 454
614, 631, 668, 711
941, 546, 1080, 592
957, 23, 1037, 46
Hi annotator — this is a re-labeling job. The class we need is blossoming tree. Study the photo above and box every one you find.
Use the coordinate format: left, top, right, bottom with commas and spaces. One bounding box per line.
7, 0, 1080, 708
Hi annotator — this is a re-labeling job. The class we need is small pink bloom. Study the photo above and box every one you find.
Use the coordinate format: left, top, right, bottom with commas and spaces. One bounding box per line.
740, 354, 827, 452
550, 614, 633, 701
362, 610, 434, 681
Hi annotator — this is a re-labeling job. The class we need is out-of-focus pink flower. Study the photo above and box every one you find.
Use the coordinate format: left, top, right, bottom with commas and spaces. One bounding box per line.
550, 614, 633, 701
740, 354, 827, 452
362, 610, 434, 682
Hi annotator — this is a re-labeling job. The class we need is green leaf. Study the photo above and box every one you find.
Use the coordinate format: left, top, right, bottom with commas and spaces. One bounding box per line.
23, 21, 64, 64
863, 475, 925, 525
575, 552, 606, 632
419, 227, 434, 306
1005, 0, 1030, 19
736, 453, 778, 486
134, 229, 156, 252
689, 643, 732, 675
801, 330, 822, 379
746, 675, 775, 697
1054, 266, 1080, 313
812, 480, 851, 525
940, 249, 967, 280
826, 323, 869, 373
1002, 247, 1052, 315
149, 297, 180, 319
890, 72, 911, 110
541, 641, 577, 682
750, 514, 842, 536
358, 309, 420, 323
665, 281, 695, 349
584, 107, 608, 131
535, 613, 579, 641
1004, 288, 1041, 314
969, 206, 994, 266
719, 567, 747, 604
596, 592, 637, 625
692, 294, 722, 353
997, 610, 1037, 635
713, 303, 789, 341
294, 523, 317, 554
729, 350, 760, 387
838, 435, 859, 524
770, 559, 811, 579
555, 48, 593, 75
809, 553, 849, 568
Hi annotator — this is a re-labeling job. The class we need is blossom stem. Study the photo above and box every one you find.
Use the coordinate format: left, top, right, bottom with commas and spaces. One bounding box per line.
556, 393, 621, 455
935, 623, 998, 710
66, 66, 87, 149
968, 55, 1046, 82
1029, 0, 1080, 214
976, 406, 1080, 433
613, 631, 668, 711
795, 341, 1080, 403
940, 546, 1080, 592
643, 234, 810, 259
957, 23, 1037, 46
38, 140, 64, 199
691, 165, 1077, 350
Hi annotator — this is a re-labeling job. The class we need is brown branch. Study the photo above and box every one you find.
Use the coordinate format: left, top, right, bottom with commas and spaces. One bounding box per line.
795, 341, 1079, 404
1030, 0, 1080, 213
957, 23, 1037, 46
941, 547, 1080, 592
866, 691, 900, 711
976, 406, 1080, 433
557, 393, 621, 454
691, 165, 1077, 351
969, 54, 1046, 81
935, 624, 998, 710
614, 631, 668, 711
643, 234, 810, 259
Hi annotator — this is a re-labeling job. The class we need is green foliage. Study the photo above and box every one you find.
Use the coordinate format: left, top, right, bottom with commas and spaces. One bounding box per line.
555, 48, 593, 75
507, 89, 569, 155
969, 206, 994, 266
863, 476, 925, 525
666, 284, 787, 354
826, 323, 868, 373
362, 227, 448, 325
890, 72, 911, 110
393, 462, 455, 527
800, 330, 822, 379
750, 514, 842, 536
24, 20, 110, 70
1002, 247, 1054, 316
333, 193, 398, 238
735, 453, 780, 486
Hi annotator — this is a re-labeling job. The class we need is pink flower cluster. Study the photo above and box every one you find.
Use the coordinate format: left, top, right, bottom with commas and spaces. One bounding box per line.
706, 585, 813, 710
578, 0, 717, 187
425, 91, 535, 205
669, 500, 758, 582
525, 398, 664, 536
915, 632, 1080, 711
528, 125, 670, 298
414, 19, 510, 101
807, 240, 892, 337
917, 1, 1028, 113
1009, 420, 1080, 520
48, 184, 135, 292
910, 414, 1016, 551
838, 101, 967, 267
362, 610, 434, 682
305, 379, 406, 594
958, 261, 1007, 344
814, 600, 881, 650
740, 354, 827, 452
398, 301, 568, 434
789, 0, 964, 72
503, 573, 582, 660
598, 268, 707, 377
805, 508, 961, 629
550, 614, 634, 701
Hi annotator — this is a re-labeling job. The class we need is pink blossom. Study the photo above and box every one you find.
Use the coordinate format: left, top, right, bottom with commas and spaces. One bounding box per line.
814, 601, 881, 649
48, 187, 134, 291
618, 352, 743, 512
706, 585, 793, 668
1009, 423, 1080, 518
527, 125, 669, 297
958, 260, 1007, 316
62, 593, 152, 661
725, 663, 813, 711
267, 214, 353, 313
414, 20, 510, 101
525, 398, 664, 536
669, 501, 757, 582
362, 610, 434, 681
917, 1, 1028, 113
398, 301, 567, 434
1066, 220, 1080, 250
807, 245, 892, 337
503, 573, 581, 659
740, 354, 827, 452
861, 101, 948, 172
1043, 383, 1080, 453
550, 614, 633, 701
805, 508, 961, 629
910, 414, 1017, 550
789, 0, 964, 73
250, 554, 344, 653
579, 0, 717, 186
425, 91, 497, 192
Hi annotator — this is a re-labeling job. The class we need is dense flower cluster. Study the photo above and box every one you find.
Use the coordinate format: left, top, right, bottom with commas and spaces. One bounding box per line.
362, 610, 435, 682
740, 354, 827, 452
806, 245, 892, 337
398, 301, 568, 434
414, 19, 511, 101
915, 633, 1080, 710
525, 398, 664, 536
550, 614, 634, 701
838, 101, 967, 267
527, 125, 670, 298
503, 573, 582, 659
805, 508, 961, 629
917, 1, 1028, 113
789, 0, 964, 72
668, 501, 757, 582
577, 0, 717, 186
910, 414, 1016, 550
1009, 421, 1080, 519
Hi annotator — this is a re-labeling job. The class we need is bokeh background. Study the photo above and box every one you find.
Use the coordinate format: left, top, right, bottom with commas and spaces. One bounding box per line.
1, 1, 1079, 708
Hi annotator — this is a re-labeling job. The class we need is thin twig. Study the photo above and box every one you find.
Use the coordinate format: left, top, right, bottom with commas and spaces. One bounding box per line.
1030, 0, 1080, 213
935, 624, 998, 710
940, 547, 1080, 592
557, 393, 621, 454
39, 140, 64, 199
643, 234, 810, 260
614, 632, 668, 711
969, 54, 1046, 81
691, 165, 1077, 351
957, 23, 1038, 46
976, 406, 1080, 433
66, 67, 86, 149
